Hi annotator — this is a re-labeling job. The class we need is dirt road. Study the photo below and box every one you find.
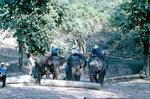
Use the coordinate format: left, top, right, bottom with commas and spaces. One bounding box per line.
0, 79, 150, 99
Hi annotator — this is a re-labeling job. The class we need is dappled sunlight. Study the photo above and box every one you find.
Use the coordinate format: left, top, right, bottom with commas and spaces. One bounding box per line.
0, 86, 12, 94
116, 79, 150, 92
3, 75, 150, 99
104, 79, 150, 99
118, 79, 150, 85
0, 78, 150, 99
53, 87, 125, 99
5, 84, 128, 99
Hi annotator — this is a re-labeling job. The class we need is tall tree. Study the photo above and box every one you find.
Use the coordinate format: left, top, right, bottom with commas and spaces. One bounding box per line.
0, 0, 65, 70
111, 0, 150, 77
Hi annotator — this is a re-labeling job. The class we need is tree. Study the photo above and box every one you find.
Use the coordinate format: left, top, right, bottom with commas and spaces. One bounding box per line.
111, 0, 150, 77
60, 0, 101, 54
0, 0, 65, 70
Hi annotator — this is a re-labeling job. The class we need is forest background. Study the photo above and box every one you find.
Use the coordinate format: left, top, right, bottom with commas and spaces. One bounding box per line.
0, 0, 149, 77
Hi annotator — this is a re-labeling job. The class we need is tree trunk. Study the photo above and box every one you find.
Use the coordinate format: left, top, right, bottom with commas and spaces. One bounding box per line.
74, 36, 86, 55
105, 74, 146, 81
82, 38, 86, 55
79, 43, 86, 55
29, 56, 35, 75
41, 79, 101, 90
19, 41, 23, 71
7, 75, 101, 90
143, 39, 149, 77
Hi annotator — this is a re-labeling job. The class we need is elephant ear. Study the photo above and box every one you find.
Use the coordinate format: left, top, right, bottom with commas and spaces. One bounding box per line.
89, 57, 103, 72
67, 53, 86, 68
78, 54, 87, 68
67, 55, 78, 67
103, 56, 108, 70
50, 56, 66, 67
59, 57, 66, 66
37, 55, 47, 66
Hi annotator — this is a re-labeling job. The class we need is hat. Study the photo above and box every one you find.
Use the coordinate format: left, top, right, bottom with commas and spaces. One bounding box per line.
93, 45, 98, 49
72, 45, 77, 49
1, 62, 4, 65
5, 63, 9, 66
51, 44, 55, 47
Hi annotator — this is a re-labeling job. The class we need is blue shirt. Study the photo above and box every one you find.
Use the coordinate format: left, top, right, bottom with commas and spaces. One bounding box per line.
92, 48, 101, 57
0, 65, 7, 75
52, 47, 59, 54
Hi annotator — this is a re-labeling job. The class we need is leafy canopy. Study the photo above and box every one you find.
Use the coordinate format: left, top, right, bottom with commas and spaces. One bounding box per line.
59, 0, 101, 53
111, 0, 150, 45
0, 0, 66, 57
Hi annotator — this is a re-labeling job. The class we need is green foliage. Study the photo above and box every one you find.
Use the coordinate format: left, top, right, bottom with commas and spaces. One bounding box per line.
0, 0, 102, 56
0, 0, 66, 57
107, 0, 150, 59
59, 0, 102, 54
111, 0, 150, 44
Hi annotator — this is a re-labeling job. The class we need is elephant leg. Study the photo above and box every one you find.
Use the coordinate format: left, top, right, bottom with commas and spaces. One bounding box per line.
97, 70, 106, 85
76, 71, 81, 81
71, 67, 76, 81
53, 66, 59, 79
76, 73, 81, 81
37, 66, 42, 84
89, 72, 95, 82
76, 68, 82, 81
45, 68, 50, 79
94, 74, 98, 83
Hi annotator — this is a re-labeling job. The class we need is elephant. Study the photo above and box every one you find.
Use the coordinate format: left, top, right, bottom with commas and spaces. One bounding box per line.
88, 55, 108, 85
35, 55, 66, 83
66, 53, 87, 81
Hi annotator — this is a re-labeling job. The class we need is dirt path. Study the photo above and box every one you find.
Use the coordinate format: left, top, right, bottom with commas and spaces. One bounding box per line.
0, 79, 150, 99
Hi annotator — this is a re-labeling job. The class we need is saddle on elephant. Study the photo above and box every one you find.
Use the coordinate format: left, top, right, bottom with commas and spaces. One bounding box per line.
67, 53, 86, 67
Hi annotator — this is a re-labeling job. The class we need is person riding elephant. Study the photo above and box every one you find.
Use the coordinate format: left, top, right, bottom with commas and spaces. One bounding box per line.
32, 44, 60, 78
49, 44, 59, 58
64, 45, 80, 80
32, 54, 66, 84
88, 45, 108, 85
65, 45, 87, 81
90, 45, 101, 59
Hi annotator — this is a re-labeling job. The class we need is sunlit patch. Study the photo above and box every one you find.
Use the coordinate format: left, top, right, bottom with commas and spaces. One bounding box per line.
118, 79, 150, 85
0, 82, 2, 86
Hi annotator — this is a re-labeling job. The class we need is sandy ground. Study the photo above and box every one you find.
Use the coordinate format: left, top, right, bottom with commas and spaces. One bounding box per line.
0, 79, 150, 99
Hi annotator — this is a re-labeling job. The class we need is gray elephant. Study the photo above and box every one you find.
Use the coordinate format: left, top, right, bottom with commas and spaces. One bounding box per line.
66, 53, 87, 81
88, 55, 108, 85
35, 55, 66, 83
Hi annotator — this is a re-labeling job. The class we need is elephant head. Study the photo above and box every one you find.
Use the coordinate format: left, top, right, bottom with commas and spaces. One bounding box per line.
47, 56, 66, 79
89, 57, 103, 73
88, 56, 108, 85
35, 55, 66, 83
67, 53, 87, 81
